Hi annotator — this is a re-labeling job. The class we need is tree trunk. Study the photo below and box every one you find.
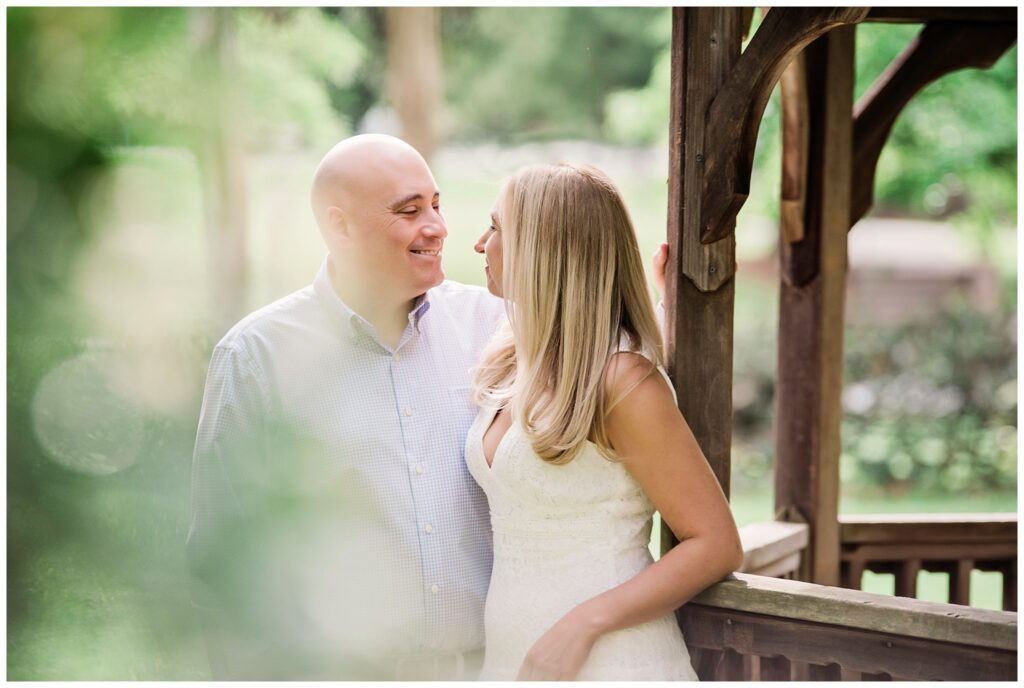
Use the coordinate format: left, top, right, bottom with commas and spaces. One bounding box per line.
385, 7, 442, 163
191, 8, 249, 334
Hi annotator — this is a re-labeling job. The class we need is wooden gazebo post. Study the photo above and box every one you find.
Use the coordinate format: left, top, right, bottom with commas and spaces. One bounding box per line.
662, 8, 867, 562
662, 7, 741, 540
773, 27, 855, 587
665, 7, 1017, 680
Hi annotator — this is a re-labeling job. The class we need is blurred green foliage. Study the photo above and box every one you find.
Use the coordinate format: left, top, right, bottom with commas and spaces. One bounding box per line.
442, 7, 669, 141
730, 298, 1017, 497
841, 301, 1017, 493
8, 8, 362, 152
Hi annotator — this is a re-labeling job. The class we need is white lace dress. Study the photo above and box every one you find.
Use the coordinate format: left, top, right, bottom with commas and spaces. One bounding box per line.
465, 399, 699, 681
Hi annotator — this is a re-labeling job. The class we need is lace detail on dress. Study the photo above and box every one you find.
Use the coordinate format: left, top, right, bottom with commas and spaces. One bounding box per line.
465, 362, 698, 681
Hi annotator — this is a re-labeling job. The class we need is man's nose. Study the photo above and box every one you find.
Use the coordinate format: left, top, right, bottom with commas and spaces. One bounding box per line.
423, 219, 448, 240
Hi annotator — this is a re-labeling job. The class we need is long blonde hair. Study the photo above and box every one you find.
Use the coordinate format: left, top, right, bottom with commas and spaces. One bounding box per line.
472, 163, 665, 464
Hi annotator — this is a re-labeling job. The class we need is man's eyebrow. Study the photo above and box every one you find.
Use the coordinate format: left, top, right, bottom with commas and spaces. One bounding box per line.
387, 191, 440, 211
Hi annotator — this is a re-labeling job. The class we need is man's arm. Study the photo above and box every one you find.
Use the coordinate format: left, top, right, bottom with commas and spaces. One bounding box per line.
188, 344, 282, 679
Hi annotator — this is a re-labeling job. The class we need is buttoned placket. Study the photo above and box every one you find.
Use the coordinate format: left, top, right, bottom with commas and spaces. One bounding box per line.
389, 316, 447, 651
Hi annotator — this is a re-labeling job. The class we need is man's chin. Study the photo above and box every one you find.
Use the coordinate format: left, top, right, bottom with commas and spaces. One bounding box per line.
412, 269, 445, 295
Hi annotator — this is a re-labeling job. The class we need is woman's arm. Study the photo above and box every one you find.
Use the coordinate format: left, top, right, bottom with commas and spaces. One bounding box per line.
516, 353, 744, 680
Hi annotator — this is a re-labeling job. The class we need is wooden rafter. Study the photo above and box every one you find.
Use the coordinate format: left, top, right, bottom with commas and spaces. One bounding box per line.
850, 20, 1017, 227
864, 7, 1016, 24
699, 7, 868, 244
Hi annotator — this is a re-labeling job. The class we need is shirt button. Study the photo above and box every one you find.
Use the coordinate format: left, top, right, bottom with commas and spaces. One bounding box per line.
393, 352, 401, 362
415, 464, 424, 475
424, 523, 434, 534
404, 407, 413, 417
431, 584, 439, 594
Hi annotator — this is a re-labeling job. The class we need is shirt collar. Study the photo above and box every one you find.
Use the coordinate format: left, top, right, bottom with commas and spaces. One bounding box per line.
312, 257, 433, 342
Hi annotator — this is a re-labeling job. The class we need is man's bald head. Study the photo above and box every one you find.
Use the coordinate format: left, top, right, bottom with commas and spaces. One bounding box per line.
308, 134, 447, 305
310, 134, 429, 233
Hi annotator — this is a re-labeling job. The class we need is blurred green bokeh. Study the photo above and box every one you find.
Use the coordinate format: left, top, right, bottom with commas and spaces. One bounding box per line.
7, 7, 1016, 679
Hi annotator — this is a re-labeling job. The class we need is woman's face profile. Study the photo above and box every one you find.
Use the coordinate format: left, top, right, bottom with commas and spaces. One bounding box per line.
474, 198, 505, 298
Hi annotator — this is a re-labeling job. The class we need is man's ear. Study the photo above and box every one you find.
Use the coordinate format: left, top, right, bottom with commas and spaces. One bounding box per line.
326, 206, 351, 240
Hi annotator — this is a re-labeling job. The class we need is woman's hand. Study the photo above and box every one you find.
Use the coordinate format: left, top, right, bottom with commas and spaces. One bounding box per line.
651, 242, 668, 299
516, 606, 603, 681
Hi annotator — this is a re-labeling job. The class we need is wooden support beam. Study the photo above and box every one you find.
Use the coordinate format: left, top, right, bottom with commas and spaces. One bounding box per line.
699, 7, 868, 244
850, 21, 1017, 226
864, 7, 1017, 24
779, 51, 809, 244
667, 8, 739, 294
774, 28, 854, 587
663, 8, 741, 562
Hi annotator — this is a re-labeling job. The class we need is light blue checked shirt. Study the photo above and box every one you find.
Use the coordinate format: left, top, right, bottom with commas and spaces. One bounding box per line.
188, 258, 505, 667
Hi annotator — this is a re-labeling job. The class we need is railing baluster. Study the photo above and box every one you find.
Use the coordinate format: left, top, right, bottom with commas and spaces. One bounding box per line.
862, 671, 892, 680
720, 648, 745, 680
1002, 559, 1017, 611
808, 662, 842, 680
743, 653, 758, 680
844, 558, 866, 590
691, 647, 721, 680
950, 559, 973, 606
840, 666, 860, 680
895, 559, 921, 598
760, 654, 791, 680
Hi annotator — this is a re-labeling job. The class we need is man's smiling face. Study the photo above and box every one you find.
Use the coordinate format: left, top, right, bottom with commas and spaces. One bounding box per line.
340, 148, 448, 301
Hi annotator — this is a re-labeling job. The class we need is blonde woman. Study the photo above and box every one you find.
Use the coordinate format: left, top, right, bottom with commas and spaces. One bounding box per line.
467, 163, 743, 680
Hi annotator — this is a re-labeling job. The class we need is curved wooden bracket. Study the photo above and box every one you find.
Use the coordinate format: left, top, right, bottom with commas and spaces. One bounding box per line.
850, 21, 1017, 227
699, 7, 869, 244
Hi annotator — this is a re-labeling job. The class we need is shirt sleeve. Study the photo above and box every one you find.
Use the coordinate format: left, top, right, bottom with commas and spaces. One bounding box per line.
187, 343, 270, 611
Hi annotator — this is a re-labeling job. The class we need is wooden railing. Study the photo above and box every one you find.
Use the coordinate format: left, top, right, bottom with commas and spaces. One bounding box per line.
738, 520, 808, 579
679, 573, 1017, 680
839, 513, 1017, 610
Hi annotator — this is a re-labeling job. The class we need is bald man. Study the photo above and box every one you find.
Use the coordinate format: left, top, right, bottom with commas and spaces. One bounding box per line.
188, 135, 504, 679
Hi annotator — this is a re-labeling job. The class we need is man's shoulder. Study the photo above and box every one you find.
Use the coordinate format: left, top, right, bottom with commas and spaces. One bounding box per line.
215, 285, 319, 354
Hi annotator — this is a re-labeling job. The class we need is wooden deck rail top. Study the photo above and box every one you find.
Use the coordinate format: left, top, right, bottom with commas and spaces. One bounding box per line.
738, 520, 808, 578
689, 572, 1017, 651
840, 512, 1017, 543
